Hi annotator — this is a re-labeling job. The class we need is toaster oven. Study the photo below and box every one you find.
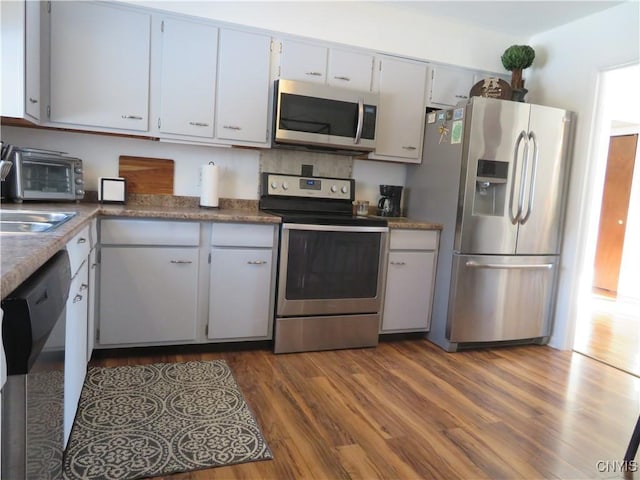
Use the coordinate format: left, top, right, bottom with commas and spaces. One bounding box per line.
4, 147, 85, 202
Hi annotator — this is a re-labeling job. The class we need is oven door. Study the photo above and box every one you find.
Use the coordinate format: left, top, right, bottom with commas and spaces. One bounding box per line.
277, 223, 388, 317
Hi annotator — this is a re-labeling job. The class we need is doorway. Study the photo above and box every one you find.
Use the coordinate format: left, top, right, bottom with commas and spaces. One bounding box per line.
573, 64, 640, 377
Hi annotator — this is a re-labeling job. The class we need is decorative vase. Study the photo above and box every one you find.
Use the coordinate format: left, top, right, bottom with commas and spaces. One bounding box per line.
511, 88, 528, 102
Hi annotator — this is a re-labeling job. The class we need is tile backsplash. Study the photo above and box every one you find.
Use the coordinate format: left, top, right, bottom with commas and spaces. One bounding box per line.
259, 149, 353, 180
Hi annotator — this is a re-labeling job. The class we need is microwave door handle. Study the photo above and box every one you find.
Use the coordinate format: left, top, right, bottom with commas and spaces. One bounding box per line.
354, 96, 364, 144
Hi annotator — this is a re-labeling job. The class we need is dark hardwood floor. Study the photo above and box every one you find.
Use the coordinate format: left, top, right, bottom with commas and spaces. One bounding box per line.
90, 339, 640, 479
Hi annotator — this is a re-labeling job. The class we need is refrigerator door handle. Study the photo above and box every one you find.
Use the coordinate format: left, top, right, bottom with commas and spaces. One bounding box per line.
465, 261, 553, 270
520, 131, 539, 225
509, 130, 528, 224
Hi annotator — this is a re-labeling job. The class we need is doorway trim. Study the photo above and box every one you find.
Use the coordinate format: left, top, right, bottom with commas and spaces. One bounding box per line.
567, 62, 640, 351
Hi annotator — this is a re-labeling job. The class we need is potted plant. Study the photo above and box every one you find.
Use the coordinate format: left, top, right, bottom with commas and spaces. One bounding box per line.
501, 45, 535, 101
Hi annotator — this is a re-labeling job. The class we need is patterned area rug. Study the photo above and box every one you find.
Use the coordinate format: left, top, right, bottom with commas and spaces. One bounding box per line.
63, 360, 272, 480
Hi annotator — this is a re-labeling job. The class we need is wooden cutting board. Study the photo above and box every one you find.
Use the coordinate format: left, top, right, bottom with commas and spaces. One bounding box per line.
118, 156, 174, 194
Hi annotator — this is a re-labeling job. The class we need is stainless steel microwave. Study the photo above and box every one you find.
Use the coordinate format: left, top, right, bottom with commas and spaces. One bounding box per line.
273, 79, 378, 155
5, 147, 85, 202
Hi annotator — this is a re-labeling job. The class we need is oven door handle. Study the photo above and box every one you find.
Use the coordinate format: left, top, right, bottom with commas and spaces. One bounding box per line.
282, 223, 389, 233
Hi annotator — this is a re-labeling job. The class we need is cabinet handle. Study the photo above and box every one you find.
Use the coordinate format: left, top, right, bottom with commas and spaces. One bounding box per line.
402, 146, 417, 150
189, 121, 210, 127
247, 260, 267, 265
29, 97, 38, 104
305, 72, 322, 76
455, 95, 468, 99
223, 125, 242, 130
170, 260, 193, 264
80, 283, 88, 292
73, 294, 83, 303
390, 261, 406, 266
121, 115, 143, 120
77, 237, 87, 244
333, 76, 351, 81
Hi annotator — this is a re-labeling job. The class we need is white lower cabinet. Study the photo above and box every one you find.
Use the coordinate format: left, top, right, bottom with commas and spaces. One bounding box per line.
99, 246, 199, 345
208, 223, 276, 341
98, 219, 200, 346
64, 226, 91, 447
208, 248, 273, 340
64, 260, 88, 446
381, 229, 439, 333
97, 219, 276, 347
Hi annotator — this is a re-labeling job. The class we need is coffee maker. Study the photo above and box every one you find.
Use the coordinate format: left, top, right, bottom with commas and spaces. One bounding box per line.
377, 185, 403, 217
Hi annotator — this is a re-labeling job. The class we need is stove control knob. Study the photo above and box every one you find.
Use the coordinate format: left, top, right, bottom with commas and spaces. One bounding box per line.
330, 185, 338, 193
270, 181, 279, 190
282, 182, 289, 190
341, 186, 348, 194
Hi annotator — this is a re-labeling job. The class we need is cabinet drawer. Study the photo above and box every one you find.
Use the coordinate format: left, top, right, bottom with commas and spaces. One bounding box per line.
389, 229, 438, 250
100, 219, 200, 246
211, 223, 275, 247
67, 225, 90, 276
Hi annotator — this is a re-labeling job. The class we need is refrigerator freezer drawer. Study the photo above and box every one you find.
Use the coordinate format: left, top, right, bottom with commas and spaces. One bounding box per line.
448, 254, 557, 343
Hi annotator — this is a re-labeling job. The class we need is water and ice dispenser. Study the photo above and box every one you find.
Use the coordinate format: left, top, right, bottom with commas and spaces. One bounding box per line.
473, 159, 508, 216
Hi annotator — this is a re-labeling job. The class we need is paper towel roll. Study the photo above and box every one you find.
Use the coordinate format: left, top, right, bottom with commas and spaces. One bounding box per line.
200, 162, 219, 207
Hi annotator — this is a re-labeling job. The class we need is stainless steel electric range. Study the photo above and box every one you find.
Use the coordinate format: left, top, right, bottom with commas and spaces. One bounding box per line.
259, 172, 389, 354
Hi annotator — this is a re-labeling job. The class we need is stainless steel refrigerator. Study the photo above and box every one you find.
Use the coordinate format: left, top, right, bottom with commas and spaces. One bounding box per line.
406, 96, 574, 352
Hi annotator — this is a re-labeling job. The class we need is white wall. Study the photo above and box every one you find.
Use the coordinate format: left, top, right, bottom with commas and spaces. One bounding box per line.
527, 2, 640, 349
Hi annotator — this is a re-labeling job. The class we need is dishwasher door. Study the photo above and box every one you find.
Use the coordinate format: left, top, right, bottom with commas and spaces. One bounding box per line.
1, 250, 70, 480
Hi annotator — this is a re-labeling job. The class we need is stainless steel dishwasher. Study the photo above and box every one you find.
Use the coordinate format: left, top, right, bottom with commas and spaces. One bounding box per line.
1, 250, 71, 480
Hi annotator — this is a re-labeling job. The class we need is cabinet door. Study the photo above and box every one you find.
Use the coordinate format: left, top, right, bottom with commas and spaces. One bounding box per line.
0, 0, 39, 120
279, 39, 327, 83
381, 251, 436, 332
50, 2, 150, 131
159, 18, 217, 138
327, 48, 373, 91
65, 261, 89, 447
99, 247, 199, 345
209, 248, 273, 340
428, 65, 475, 107
215, 29, 271, 143
87, 247, 97, 359
24, 0, 40, 120
371, 56, 428, 162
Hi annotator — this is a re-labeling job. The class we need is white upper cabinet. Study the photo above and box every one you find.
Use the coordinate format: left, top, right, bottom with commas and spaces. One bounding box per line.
49, 2, 151, 131
1, 0, 41, 121
279, 39, 374, 92
279, 39, 327, 83
327, 48, 374, 91
369, 55, 428, 163
215, 29, 272, 144
158, 17, 218, 138
427, 64, 475, 108
426, 65, 509, 108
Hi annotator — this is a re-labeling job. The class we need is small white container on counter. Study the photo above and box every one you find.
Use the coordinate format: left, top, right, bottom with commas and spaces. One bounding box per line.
98, 177, 126, 203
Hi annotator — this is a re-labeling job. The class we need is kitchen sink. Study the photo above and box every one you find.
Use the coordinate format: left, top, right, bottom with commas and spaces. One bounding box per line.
0, 210, 76, 233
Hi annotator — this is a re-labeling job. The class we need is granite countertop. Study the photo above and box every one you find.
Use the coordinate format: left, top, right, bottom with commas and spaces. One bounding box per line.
1, 197, 441, 299
0, 198, 279, 299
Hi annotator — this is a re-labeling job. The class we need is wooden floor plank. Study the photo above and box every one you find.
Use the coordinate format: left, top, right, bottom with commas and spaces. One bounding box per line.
89, 340, 640, 479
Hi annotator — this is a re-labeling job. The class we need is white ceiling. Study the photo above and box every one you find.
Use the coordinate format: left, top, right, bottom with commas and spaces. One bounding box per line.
385, 1, 626, 37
